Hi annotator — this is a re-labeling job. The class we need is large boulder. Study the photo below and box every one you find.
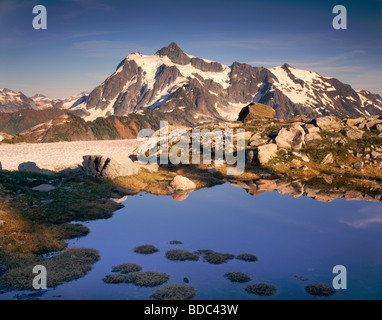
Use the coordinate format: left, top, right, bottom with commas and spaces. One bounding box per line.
170, 175, 196, 191
312, 116, 344, 131
82, 155, 141, 179
237, 103, 276, 123
256, 143, 278, 165
345, 128, 364, 140
275, 125, 305, 149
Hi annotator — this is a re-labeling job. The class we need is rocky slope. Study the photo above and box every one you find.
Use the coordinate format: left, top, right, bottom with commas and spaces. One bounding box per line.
0, 88, 87, 113
70, 42, 382, 121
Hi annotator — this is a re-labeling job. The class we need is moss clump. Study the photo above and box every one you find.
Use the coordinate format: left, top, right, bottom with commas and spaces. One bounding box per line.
133, 245, 159, 255
168, 240, 183, 245
245, 283, 277, 296
0, 248, 99, 290
165, 249, 199, 261
151, 284, 197, 300
111, 263, 142, 274
196, 250, 235, 264
305, 283, 336, 296
224, 272, 251, 283
236, 253, 258, 262
125, 271, 169, 287
54, 223, 90, 239
294, 275, 309, 281
103, 274, 128, 284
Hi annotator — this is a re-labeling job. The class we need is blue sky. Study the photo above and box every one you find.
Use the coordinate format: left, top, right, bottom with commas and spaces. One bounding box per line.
0, 0, 381, 98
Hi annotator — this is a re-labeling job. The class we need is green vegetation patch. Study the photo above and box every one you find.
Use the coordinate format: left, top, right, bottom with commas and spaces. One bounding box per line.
196, 249, 235, 264
133, 245, 159, 255
150, 284, 197, 300
236, 253, 258, 262
111, 263, 142, 274
305, 283, 336, 296
165, 249, 199, 261
103, 274, 128, 284
0, 248, 99, 290
168, 240, 183, 245
224, 272, 251, 283
245, 283, 277, 296
125, 271, 170, 287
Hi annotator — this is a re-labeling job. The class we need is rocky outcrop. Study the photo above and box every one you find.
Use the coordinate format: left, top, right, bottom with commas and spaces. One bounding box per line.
312, 116, 345, 131
238, 103, 276, 122
275, 125, 305, 149
82, 155, 141, 179
256, 144, 278, 165
156, 42, 191, 65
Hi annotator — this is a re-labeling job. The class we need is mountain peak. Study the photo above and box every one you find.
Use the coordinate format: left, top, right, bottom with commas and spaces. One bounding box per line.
281, 63, 292, 70
155, 42, 190, 65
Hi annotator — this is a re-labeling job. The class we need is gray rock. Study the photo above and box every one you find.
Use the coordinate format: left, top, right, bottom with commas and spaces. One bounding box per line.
237, 103, 276, 122
170, 175, 196, 191
353, 161, 364, 170
256, 143, 278, 165
190, 57, 223, 73
275, 125, 305, 149
321, 153, 334, 164
313, 116, 344, 131
366, 119, 382, 130
32, 184, 56, 192
322, 174, 334, 184
82, 155, 141, 179
345, 190, 363, 201
371, 151, 382, 160
345, 128, 364, 140
292, 152, 310, 162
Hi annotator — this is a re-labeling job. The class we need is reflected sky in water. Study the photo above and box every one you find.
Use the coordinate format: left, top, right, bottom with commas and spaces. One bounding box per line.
1, 183, 382, 300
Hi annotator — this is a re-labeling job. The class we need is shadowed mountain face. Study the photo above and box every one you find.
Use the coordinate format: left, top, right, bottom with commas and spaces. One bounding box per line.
67, 43, 382, 122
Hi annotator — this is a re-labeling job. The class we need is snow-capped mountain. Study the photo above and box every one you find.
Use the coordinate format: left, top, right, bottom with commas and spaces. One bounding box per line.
0, 88, 88, 113
70, 42, 382, 121
0, 88, 35, 113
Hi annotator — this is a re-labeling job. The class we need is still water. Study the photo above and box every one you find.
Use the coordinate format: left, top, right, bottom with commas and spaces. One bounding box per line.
1, 183, 382, 299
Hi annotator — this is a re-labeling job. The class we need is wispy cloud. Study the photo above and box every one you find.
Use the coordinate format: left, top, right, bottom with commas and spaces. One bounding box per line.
71, 40, 151, 58
339, 204, 382, 229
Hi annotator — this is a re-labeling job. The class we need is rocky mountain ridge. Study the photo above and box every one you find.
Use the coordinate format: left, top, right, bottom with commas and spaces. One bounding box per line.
69, 42, 382, 121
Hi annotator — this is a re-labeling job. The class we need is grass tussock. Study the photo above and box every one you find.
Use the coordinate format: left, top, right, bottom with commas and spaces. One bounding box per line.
125, 271, 170, 287
150, 284, 197, 300
133, 245, 159, 255
168, 240, 183, 245
0, 248, 99, 290
224, 272, 251, 283
103, 274, 128, 284
245, 283, 277, 296
196, 250, 235, 264
165, 249, 199, 261
111, 263, 142, 274
236, 253, 258, 262
305, 283, 336, 296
